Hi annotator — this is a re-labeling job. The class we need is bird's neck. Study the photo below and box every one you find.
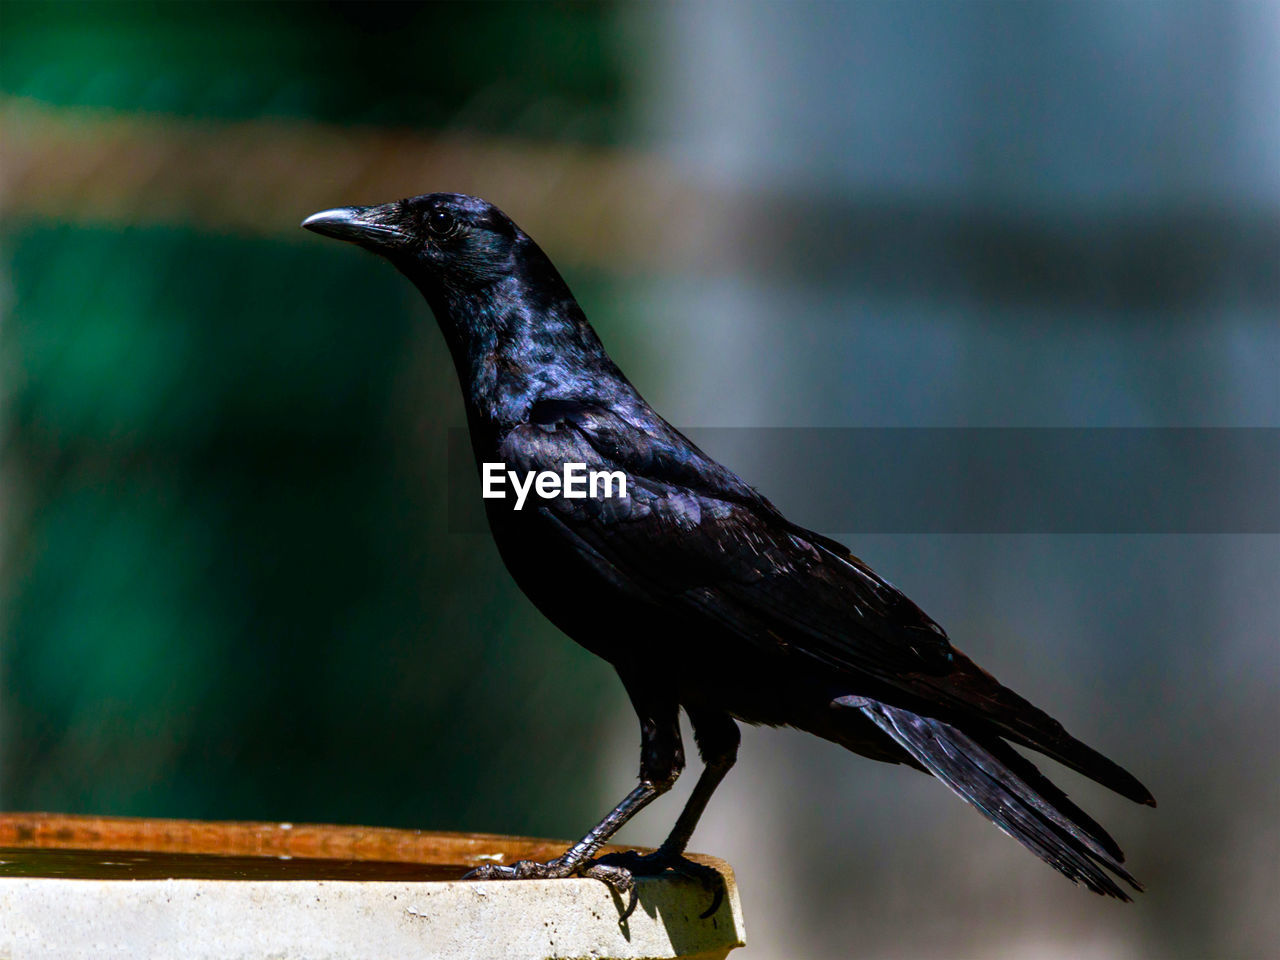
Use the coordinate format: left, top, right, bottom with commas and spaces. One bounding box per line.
428, 274, 625, 443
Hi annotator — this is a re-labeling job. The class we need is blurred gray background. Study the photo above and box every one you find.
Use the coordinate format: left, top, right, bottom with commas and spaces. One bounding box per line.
2, 2, 1276, 957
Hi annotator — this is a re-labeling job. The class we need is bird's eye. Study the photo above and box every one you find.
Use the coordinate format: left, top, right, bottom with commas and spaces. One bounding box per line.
427, 208, 456, 238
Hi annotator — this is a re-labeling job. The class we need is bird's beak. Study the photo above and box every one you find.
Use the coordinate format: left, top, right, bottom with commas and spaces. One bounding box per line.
301, 204, 411, 248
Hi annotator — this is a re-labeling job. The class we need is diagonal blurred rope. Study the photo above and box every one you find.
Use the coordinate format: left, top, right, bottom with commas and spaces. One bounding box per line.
0, 95, 729, 274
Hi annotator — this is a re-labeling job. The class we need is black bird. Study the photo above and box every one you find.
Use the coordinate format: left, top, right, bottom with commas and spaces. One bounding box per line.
302, 193, 1155, 902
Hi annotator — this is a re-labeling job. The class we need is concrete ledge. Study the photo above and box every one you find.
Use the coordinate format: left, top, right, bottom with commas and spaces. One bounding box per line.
0, 814, 745, 960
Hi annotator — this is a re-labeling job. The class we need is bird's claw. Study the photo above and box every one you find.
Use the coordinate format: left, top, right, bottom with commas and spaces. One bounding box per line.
460, 850, 722, 919
463, 856, 636, 895
463, 857, 574, 881
592, 849, 726, 918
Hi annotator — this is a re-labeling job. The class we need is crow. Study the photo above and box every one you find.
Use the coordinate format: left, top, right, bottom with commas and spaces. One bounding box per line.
302, 193, 1154, 904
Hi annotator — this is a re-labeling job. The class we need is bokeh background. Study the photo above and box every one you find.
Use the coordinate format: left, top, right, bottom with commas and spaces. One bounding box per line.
2, 2, 1277, 957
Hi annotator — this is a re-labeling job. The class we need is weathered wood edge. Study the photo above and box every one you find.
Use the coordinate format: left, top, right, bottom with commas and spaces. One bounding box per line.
0, 812, 731, 876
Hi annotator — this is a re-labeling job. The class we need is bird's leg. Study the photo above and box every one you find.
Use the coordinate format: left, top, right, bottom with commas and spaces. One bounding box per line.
658, 710, 740, 858
464, 689, 683, 890
595, 710, 739, 916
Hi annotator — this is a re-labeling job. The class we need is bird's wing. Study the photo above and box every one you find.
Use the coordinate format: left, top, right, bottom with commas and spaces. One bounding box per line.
501, 398, 956, 680
498, 399, 1155, 806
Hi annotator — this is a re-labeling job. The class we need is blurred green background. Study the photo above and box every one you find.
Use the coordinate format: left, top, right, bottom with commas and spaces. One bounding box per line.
1, 2, 1277, 958
1, 0, 635, 834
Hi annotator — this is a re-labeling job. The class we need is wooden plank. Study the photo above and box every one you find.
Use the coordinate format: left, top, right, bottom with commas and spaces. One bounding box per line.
0, 812, 676, 870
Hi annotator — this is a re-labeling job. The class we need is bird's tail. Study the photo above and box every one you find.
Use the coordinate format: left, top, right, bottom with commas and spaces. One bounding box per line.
834, 695, 1143, 900
915, 648, 1157, 807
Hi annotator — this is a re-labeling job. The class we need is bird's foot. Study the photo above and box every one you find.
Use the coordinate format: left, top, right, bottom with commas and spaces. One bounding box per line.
463, 856, 636, 895
464, 856, 571, 882
592, 848, 726, 918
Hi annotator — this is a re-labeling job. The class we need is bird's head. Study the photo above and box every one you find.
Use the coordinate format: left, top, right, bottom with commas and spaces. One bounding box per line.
302, 192, 530, 299
302, 192, 612, 412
